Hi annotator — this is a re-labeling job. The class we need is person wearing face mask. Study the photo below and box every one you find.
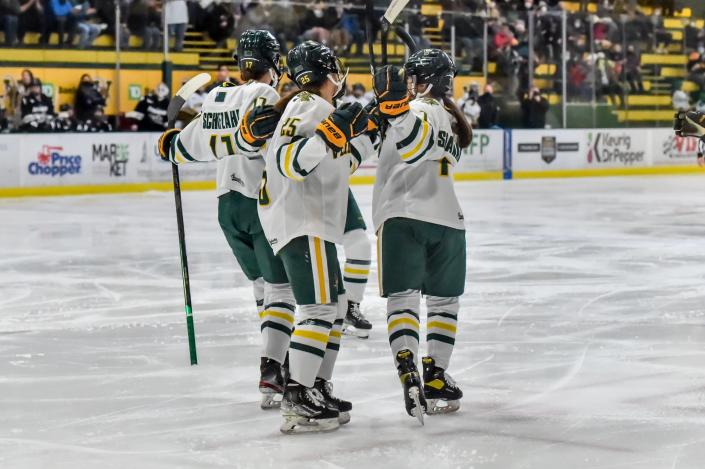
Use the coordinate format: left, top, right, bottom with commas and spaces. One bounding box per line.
129, 82, 170, 131
157, 31, 296, 412
20, 78, 55, 132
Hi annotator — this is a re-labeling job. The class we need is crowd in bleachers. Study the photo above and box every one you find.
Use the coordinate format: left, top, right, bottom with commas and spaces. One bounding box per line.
2, 0, 705, 131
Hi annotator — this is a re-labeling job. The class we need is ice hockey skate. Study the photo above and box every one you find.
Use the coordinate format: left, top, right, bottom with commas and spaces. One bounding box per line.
280, 381, 340, 434
314, 378, 352, 425
342, 301, 373, 339
395, 349, 427, 425
422, 357, 462, 414
259, 357, 285, 409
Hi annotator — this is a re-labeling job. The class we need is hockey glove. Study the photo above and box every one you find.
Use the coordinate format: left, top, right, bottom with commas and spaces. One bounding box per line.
315, 102, 368, 151
157, 128, 180, 161
373, 65, 410, 118
674, 111, 705, 138
240, 105, 281, 147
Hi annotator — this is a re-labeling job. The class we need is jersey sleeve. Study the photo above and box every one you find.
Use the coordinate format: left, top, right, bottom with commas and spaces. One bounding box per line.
387, 99, 447, 167
274, 99, 332, 181
168, 113, 213, 164
232, 85, 281, 158
348, 133, 376, 173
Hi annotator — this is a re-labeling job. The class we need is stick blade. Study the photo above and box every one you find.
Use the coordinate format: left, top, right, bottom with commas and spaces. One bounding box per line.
167, 72, 212, 125
383, 0, 410, 25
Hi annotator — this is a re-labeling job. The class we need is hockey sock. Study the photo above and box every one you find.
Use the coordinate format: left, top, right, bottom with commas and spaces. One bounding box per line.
387, 290, 421, 364
253, 277, 265, 315
342, 229, 371, 304
261, 282, 295, 365
289, 303, 337, 387
426, 296, 459, 370
317, 293, 346, 381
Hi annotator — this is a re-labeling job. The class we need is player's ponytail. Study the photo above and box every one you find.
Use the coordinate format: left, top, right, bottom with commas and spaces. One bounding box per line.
441, 95, 473, 150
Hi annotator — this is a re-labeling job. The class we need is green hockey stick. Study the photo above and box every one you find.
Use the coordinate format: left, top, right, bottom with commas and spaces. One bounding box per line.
166, 72, 211, 365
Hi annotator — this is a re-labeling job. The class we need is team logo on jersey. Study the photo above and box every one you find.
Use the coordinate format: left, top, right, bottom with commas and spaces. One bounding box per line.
28, 145, 81, 177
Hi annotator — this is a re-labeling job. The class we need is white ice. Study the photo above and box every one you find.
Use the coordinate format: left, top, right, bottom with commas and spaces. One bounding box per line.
3, 176, 705, 469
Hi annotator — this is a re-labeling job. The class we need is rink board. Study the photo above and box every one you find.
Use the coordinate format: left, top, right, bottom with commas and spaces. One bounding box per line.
0, 129, 701, 197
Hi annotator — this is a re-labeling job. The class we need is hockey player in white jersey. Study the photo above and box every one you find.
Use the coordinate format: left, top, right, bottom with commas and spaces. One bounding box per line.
157, 30, 295, 409
257, 41, 376, 433
371, 49, 473, 422
272, 87, 374, 339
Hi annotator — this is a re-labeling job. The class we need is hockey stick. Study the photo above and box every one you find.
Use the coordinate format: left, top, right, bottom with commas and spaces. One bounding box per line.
380, 0, 410, 65
365, 0, 377, 73
166, 72, 211, 366
393, 24, 417, 55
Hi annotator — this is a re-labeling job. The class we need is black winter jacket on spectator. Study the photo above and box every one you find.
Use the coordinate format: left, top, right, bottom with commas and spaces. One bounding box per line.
477, 92, 499, 129
20, 93, 55, 131
521, 93, 550, 129
75, 82, 106, 122
133, 93, 168, 131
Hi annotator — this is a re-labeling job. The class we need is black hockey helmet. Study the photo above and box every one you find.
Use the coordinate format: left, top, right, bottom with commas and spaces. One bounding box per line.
404, 49, 457, 95
286, 41, 344, 88
233, 30, 281, 77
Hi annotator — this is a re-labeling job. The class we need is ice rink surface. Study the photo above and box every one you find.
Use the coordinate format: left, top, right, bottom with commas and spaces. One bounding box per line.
3, 176, 705, 469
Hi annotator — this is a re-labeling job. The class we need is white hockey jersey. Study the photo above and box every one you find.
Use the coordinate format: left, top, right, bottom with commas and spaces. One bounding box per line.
169, 81, 279, 198
372, 97, 466, 231
259, 91, 375, 254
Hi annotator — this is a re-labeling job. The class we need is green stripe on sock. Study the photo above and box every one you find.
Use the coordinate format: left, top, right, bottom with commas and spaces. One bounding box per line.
290, 341, 326, 358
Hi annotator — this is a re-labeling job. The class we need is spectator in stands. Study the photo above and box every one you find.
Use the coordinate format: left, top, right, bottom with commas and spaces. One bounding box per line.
165, 0, 187, 52
95, 0, 128, 48
568, 54, 593, 102
207, 64, 239, 91
17, 0, 46, 45
74, 73, 106, 124
624, 44, 644, 94
687, 53, 705, 90
299, 2, 339, 45
457, 82, 481, 127
406, 7, 431, 50
127, 0, 161, 50
339, 7, 365, 57
47, 0, 77, 47
595, 51, 625, 108
339, 83, 369, 107
478, 84, 500, 129
129, 82, 169, 131
72, 0, 105, 49
17, 69, 34, 97
77, 104, 112, 131
54, 103, 76, 131
204, 0, 234, 49
453, 8, 485, 72
20, 78, 55, 132
521, 86, 549, 128
1, 0, 22, 46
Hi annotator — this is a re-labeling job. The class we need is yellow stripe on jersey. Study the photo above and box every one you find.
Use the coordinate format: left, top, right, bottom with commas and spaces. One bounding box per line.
313, 237, 327, 304
282, 142, 304, 181
428, 321, 457, 333
293, 328, 330, 344
329, 330, 342, 339
387, 317, 420, 331
401, 119, 429, 160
